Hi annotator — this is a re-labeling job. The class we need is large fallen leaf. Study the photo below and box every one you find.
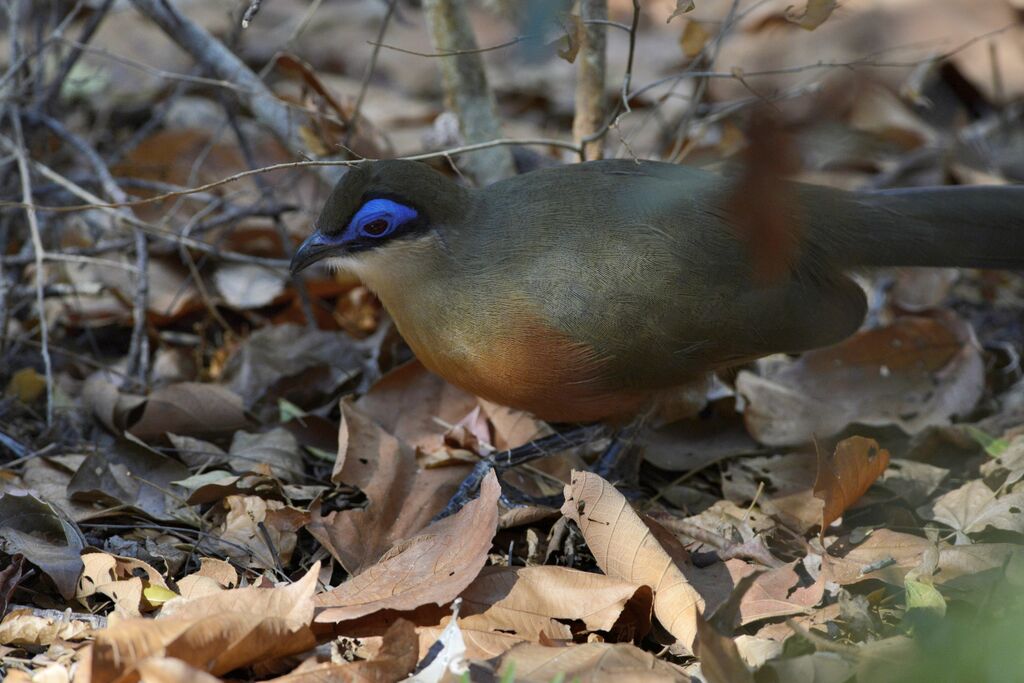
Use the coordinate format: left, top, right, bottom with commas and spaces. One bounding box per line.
83, 373, 248, 439
561, 471, 704, 649
315, 470, 500, 623
0, 608, 93, 646
424, 565, 653, 657
77, 551, 171, 617
822, 530, 934, 587
202, 495, 308, 571
355, 360, 478, 451
0, 490, 85, 599
228, 428, 304, 483
68, 440, 189, 521
726, 560, 825, 625
917, 480, 1024, 543
814, 436, 890, 534
494, 641, 688, 682
79, 562, 319, 683
695, 612, 755, 683
308, 402, 468, 574
221, 323, 364, 409
265, 618, 417, 682
737, 315, 984, 446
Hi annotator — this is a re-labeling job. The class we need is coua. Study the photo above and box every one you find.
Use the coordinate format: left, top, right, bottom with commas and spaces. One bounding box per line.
290, 160, 1024, 423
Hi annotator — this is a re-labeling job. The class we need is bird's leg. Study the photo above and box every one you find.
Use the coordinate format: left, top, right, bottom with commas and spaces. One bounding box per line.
432, 423, 605, 521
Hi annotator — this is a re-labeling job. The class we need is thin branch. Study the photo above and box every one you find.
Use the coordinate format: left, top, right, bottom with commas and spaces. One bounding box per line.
35, 0, 114, 113
6, 112, 54, 425
0, 137, 581, 214
28, 112, 150, 383
350, 0, 400, 135
370, 34, 534, 58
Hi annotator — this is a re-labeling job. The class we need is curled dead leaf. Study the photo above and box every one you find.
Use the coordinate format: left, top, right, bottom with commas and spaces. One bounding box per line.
814, 436, 890, 535
561, 470, 705, 649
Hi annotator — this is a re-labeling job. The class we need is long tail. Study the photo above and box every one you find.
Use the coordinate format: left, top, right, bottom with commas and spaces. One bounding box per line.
815, 185, 1024, 269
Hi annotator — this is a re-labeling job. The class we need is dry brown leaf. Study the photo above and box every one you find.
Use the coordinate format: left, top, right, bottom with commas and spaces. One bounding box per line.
738, 315, 984, 446
822, 529, 935, 587
309, 401, 466, 574
315, 471, 500, 623
77, 552, 171, 617
454, 565, 653, 645
557, 13, 584, 63
694, 613, 755, 683
134, 657, 222, 683
727, 560, 824, 625
83, 374, 248, 440
679, 20, 711, 59
722, 452, 823, 533
561, 471, 704, 649
0, 608, 93, 646
417, 622, 527, 662
814, 436, 890, 535
785, 0, 838, 30
667, 0, 696, 22
917, 480, 1024, 542
355, 360, 478, 452
5, 367, 46, 403
0, 489, 86, 600
266, 619, 418, 683
80, 563, 319, 683
204, 495, 308, 571
494, 641, 688, 682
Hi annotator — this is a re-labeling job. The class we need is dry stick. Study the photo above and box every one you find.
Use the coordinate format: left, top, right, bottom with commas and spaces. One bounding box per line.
0, 137, 582, 214
0, 141, 290, 269
349, 0, 400, 138
573, 0, 608, 161
35, 0, 114, 113
422, 0, 516, 186
7, 113, 53, 425
0, 0, 85, 94
223, 103, 316, 328
31, 113, 150, 384
668, 0, 743, 162
579, 0, 641, 156
128, 0, 338, 185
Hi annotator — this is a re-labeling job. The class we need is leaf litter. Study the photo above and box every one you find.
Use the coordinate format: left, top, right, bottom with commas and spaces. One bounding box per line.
1, 1, 1024, 682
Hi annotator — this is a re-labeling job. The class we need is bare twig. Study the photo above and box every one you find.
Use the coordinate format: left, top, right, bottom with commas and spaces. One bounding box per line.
0, 137, 581, 214
29, 112, 150, 383
128, 0, 337, 182
350, 0, 400, 136
580, 0, 641, 156
573, 0, 608, 161
35, 0, 114, 113
6, 113, 54, 425
223, 102, 316, 328
422, 0, 516, 185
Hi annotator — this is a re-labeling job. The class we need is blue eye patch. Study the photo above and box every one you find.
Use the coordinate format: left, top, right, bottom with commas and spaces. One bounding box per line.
345, 198, 419, 239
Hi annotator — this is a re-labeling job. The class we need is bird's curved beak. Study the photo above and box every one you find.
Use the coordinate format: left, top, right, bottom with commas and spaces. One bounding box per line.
289, 230, 335, 275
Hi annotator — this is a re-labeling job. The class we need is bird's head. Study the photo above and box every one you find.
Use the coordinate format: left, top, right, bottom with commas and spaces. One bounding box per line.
289, 160, 469, 276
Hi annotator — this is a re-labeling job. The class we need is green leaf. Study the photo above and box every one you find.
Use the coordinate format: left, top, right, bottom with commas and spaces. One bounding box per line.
905, 577, 946, 618
966, 425, 1010, 457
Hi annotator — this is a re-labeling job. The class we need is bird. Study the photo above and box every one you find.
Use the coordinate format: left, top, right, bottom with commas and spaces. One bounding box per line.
290, 159, 1024, 424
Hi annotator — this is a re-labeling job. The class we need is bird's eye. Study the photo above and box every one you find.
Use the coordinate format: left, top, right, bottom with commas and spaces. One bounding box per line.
362, 218, 390, 237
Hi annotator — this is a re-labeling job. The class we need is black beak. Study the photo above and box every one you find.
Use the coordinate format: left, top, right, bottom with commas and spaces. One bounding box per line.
289, 231, 335, 275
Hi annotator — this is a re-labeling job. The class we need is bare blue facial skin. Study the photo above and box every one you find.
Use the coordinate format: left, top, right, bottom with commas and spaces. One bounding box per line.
345, 198, 420, 240
291, 198, 423, 271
